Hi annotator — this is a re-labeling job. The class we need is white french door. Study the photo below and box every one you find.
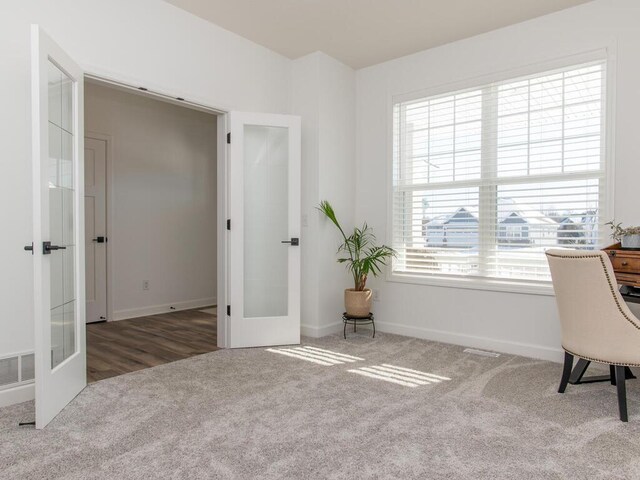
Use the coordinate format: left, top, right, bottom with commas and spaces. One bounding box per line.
228, 113, 301, 348
31, 26, 86, 428
84, 136, 107, 323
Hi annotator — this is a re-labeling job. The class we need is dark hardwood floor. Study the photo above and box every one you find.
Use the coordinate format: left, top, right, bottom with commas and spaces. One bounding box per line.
87, 307, 218, 383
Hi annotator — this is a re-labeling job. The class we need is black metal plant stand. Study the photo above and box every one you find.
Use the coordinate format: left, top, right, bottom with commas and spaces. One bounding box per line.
342, 312, 375, 339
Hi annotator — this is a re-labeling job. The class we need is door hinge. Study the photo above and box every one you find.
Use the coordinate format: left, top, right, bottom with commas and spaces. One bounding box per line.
227, 305, 231, 316
227, 132, 231, 144
227, 219, 231, 230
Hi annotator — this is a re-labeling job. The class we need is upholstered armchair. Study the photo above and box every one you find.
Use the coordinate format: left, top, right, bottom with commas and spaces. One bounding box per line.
546, 249, 640, 422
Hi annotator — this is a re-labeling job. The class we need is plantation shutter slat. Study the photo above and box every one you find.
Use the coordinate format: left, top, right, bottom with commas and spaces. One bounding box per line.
392, 61, 607, 284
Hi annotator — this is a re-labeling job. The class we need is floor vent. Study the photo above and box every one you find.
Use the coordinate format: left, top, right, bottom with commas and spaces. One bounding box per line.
463, 348, 501, 358
0, 352, 35, 390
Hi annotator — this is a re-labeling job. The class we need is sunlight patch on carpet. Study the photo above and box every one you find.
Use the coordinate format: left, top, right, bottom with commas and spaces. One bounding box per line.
267, 346, 364, 366
349, 364, 451, 387
300, 346, 364, 362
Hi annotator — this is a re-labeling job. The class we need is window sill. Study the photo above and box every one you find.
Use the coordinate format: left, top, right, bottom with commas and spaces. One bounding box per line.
388, 272, 555, 297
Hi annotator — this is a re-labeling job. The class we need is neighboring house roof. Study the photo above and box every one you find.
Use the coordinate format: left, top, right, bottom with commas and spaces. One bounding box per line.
560, 213, 598, 225
425, 199, 557, 228
496, 198, 557, 226
426, 207, 478, 227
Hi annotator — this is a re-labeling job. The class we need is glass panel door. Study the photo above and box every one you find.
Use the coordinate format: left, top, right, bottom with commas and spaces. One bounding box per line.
47, 61, 76, 369
243, 125, 289, 318
228, 112, 301, 348
32, 25, 86, 429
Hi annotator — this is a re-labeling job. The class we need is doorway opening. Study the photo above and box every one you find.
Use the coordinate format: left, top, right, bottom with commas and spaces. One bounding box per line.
83, 78, 220, 382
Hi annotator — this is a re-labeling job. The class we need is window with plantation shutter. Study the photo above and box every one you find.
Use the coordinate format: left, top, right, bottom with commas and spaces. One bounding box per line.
391, 60, 608, 288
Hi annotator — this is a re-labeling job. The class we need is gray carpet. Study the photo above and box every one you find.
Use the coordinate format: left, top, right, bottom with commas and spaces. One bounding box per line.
2, 332, 640, 479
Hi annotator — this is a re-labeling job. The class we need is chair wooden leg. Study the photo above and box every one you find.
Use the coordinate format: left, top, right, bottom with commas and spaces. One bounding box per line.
615, 365, 628, 422
610, 365, 616, 386
559, 351, 574, 393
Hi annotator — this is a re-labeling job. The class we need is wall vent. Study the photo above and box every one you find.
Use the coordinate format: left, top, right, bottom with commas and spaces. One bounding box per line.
0, 357, 19, 387
463, 348, 501, 358
21, 354, 35, 381
0, 352, 35, 390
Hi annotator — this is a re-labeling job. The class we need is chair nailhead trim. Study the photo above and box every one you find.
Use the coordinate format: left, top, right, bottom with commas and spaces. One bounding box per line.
563, 346, 640, 367
545, 252, 640, 332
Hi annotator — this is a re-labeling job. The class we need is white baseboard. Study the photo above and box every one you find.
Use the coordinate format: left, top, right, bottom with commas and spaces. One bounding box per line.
113, 297, 217, 321
303, 318, 562, 362
0, 382, 34, 408
301, 321, 343, 338
375, 320, 564, 363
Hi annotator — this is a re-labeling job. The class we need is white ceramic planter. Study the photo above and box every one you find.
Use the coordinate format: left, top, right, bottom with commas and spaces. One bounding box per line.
622, 234, 640, 249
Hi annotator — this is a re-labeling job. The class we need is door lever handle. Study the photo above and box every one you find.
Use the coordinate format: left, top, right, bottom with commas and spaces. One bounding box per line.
43, 241, 67, 254
92, 236, 106, 243
281, 238, 299, 246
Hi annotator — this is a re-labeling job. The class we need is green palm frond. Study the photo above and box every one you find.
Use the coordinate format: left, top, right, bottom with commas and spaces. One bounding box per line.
317, 200, 396, 291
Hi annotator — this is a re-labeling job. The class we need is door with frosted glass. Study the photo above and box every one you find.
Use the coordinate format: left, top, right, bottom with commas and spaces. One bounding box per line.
31, 26, 86, 428
228, 113, 301, 348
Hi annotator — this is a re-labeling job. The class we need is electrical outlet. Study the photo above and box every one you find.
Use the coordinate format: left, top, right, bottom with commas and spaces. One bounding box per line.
372, 289, 380, 302
143, 280, 149, 291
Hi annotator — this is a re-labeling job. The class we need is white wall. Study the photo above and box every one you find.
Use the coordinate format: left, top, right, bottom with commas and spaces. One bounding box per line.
0, 0, 291, 404
356, 0, 640, 362
291, 54, 321, 335
292, 52, 356, 337
85, 82, 217, 320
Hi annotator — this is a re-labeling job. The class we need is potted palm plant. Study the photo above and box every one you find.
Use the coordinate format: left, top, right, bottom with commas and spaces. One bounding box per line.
318, 200, 396, 317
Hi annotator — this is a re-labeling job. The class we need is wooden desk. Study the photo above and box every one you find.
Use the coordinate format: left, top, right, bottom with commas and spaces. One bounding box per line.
603, 243, 640, 304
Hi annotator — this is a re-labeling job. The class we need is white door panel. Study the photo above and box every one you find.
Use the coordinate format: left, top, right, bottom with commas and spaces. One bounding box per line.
228, 113, 301, 348
31, 25, 86, 428
84, 137, 107, 323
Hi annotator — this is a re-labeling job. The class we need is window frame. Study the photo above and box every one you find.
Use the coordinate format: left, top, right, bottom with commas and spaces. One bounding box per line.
385, 49, 616, 296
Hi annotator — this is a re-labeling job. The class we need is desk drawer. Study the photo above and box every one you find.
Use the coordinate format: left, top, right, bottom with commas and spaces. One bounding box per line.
609, 255, 640, 273
615, 272, 640, 287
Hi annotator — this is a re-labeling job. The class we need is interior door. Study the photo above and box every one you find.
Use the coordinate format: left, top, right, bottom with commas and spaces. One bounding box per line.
84, 137, 107, 323
31, 25, 86, 428
228, 113, 301, 348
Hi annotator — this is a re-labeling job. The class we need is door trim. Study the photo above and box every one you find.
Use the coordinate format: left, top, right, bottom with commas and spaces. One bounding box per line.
85, 131, 112, 323
217, 112, 229, 348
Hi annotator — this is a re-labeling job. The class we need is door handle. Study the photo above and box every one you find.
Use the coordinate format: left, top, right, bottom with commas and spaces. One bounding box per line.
43, 241, 67, 255
281, 238, 299, 246
92, 236, 106, 243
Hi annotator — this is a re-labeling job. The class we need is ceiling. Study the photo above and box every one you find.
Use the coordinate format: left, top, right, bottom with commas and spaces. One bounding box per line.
164, 0, 593, 69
